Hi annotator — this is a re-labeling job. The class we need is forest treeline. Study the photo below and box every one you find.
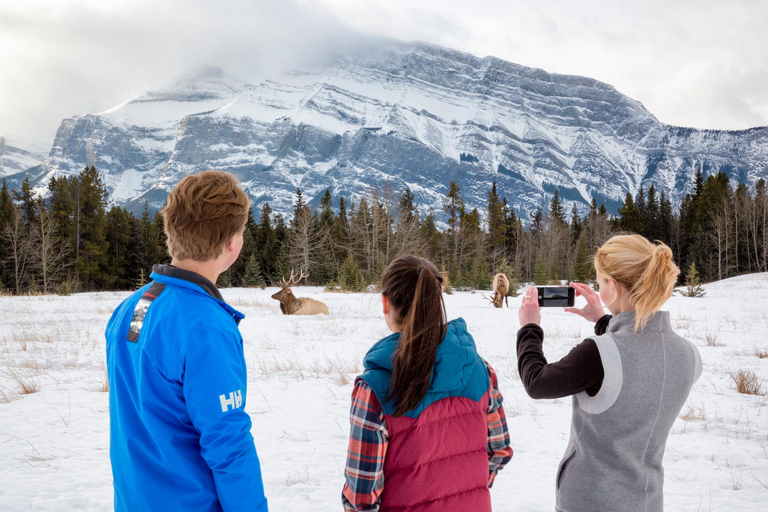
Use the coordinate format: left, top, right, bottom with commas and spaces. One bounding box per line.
0, 166, 765, 295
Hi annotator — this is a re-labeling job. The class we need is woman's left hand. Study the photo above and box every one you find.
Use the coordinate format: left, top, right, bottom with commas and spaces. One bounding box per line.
519, 286, 541, 327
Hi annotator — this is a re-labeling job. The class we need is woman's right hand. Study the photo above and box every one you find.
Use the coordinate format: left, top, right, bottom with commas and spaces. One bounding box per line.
564, 282, 605, 323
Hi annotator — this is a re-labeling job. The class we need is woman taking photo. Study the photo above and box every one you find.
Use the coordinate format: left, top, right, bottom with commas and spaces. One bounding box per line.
517, 234, 701, 512
342, 255, 513, 512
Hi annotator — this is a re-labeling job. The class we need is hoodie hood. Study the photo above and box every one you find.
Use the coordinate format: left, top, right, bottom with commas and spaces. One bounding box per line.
363, 318, 480, 394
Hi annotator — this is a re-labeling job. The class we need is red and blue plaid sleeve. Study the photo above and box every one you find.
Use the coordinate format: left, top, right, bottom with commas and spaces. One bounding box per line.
484, 360, 513, 487
342, 379, 388, 512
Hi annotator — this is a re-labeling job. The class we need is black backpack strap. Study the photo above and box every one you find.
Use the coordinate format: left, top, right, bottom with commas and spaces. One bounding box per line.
127, 282, 167, 343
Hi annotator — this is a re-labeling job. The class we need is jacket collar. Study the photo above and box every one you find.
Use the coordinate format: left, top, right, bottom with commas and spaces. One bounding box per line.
151, 264, 223, 300
363, 317, 477, 393
149, 264, 244, 324
607, 310, 671, 333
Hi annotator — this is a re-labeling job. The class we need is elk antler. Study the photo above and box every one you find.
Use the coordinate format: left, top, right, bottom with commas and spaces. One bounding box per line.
479, 292, 495, 304
279, 268, 310, 288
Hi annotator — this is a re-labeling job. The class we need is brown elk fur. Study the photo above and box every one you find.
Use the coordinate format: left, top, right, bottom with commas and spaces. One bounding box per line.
271, 270, 330, 315
490, 273, 510, 308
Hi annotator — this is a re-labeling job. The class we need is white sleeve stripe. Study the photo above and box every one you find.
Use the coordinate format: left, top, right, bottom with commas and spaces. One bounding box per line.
576, 334, 623, 415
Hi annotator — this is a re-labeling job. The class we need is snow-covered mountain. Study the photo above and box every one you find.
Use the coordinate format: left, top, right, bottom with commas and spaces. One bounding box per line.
6, 41, 768, 218
0, 136, 49, 179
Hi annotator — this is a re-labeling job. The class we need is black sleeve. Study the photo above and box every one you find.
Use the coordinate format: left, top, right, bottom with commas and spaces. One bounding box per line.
516, 323, 605, 400
594, 315, 612, 336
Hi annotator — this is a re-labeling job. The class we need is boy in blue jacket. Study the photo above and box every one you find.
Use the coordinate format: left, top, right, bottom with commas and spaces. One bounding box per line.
106, 171, 268, 512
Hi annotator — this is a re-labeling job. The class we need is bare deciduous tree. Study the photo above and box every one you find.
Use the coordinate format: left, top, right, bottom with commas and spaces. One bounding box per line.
31, 198, 72, 293
2, 205, 32, 294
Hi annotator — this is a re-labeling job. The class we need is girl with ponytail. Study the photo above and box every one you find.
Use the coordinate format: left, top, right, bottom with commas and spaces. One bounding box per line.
516, 234, 701, 512
342, 255, 513, 512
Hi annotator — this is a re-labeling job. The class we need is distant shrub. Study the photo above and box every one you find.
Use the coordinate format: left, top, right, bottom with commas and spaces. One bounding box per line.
705, 328, 722, 347
731, 369, 764, 395
55, 280, 73, 296
680, 262, 706, 298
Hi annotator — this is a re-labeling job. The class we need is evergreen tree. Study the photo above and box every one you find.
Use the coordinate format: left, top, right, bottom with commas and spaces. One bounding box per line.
242, 252, 266, 288
503, 199, 522, 258
574, 237, 593, 282
658, 191, 672, 245
12, 177, 37, 227
570, 203, 582, 243
443, 181, 464, 265
229, 226, 256, 286
636, 186, 647, 234
0, 179, 14, 288
48, 175, 75, 242
76, 166, 109, 290
256, 203, 276, 276
319, 189, 335, 228
273, 244, 292, 283
420, 211, 441, 261
106, 206, 133, 289
398, 188, 418, 225
549, 189, 566, 225
338, 254, 366, 292
533, 251, 550, 284
646, 184, 659, 239
530, 207, 543, 238
135, 202, 164, 280
618, 192, 640, 233
154, 211, 169, 263
315, 190, 337, 284
487, 182, 505, 251
467, 255, 490, 290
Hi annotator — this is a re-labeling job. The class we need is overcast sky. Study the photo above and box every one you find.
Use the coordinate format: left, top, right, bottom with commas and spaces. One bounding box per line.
1, 0, 766, 145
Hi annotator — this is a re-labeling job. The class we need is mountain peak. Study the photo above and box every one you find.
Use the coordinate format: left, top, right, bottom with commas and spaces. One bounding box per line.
2, 39, 766, 220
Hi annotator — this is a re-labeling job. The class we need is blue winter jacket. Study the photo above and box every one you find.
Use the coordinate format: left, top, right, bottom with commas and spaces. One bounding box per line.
106, 264, 268, 512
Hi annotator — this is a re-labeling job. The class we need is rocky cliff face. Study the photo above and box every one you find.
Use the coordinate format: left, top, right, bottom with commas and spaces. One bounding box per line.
6, 41, 767, 218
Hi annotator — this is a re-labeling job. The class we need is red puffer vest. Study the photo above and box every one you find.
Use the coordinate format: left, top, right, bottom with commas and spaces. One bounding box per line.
360, 318, 492, 512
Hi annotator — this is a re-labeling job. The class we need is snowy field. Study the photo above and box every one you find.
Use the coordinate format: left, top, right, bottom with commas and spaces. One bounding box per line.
1, 275, 768, 511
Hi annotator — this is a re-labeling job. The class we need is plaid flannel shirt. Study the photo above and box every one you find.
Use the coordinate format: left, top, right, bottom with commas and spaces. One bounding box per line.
341, 360, 513, 512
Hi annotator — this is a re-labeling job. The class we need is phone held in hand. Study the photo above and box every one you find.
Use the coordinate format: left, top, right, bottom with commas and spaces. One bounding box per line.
536, 286, 575, 307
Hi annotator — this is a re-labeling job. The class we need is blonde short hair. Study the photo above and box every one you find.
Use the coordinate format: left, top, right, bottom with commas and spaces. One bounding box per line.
162, 171, 250, 261
593, 234, 680, 331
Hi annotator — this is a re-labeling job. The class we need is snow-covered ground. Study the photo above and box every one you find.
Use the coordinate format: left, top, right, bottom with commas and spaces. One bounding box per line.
1, 274, 767, 511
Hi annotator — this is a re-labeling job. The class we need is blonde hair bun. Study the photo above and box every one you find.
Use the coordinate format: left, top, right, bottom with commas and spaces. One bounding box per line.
594, 234, 680, 331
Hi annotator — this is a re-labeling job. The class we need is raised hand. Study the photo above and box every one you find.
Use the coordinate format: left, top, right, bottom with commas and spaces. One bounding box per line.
564, 282, 605, 323
519, 286, 541, 327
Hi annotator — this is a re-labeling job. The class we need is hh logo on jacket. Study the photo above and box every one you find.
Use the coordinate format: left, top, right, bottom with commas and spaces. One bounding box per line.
219, 390, 243, 412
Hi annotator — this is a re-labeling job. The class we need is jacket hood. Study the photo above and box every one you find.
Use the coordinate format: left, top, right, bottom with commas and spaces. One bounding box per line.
363, 318, 479, 393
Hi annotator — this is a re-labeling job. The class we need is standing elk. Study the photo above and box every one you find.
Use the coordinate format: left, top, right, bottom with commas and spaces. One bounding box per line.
271, 269, 330, 315
482, 273, 510, 308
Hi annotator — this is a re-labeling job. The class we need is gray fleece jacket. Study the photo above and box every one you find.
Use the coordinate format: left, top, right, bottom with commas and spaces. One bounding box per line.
556, 310, 701, 512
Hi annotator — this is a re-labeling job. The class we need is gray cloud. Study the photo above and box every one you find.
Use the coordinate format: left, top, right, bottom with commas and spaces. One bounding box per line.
0, 0, 358, 143
1, 0, 766, 146
310, 0, 768, 130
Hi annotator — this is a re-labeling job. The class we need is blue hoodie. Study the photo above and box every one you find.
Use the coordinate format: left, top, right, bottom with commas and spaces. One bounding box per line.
105, 265, 268, 512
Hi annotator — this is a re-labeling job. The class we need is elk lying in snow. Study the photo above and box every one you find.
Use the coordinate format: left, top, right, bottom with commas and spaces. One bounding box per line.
483, 273, 510, 308
271, 269, 330, 315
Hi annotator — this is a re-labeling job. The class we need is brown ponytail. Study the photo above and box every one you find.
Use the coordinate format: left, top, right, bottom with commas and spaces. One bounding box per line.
381, 255, 447, 417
